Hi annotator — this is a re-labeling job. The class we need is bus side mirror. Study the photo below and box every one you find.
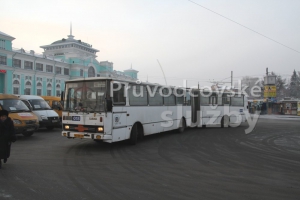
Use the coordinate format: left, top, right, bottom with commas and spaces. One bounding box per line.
106, 99, 112, 112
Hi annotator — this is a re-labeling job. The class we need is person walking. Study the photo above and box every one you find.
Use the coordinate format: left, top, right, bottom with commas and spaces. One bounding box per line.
0, 109, 17, 169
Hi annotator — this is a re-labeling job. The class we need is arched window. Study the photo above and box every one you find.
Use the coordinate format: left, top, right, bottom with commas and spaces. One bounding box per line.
13, 80, 20, 95
88, 66, 95, 77
47, 83, 52, 96
13, 80, 20, 84
26, 81, 31, 86
37, 82, 42, 95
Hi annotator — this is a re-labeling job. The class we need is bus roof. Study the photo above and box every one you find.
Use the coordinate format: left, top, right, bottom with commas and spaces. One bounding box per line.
65, 77, 187, 88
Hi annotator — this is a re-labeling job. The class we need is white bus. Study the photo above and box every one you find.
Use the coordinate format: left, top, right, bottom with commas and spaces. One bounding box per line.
61, 77, 248, 144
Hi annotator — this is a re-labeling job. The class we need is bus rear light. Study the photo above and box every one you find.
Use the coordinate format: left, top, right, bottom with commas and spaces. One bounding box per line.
63, 132, 67, 136
100, 117, 103, 122
97, 127, 103, 132
65, 125, 70, 129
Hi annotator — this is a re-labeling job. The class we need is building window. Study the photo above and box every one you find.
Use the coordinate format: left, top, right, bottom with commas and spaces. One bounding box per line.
36, 89, 42, 95
25, 81, 32, 95
36, 63, 43, 71
13, 74, 20, 79
13, 59, 21, 68
88, 66, 95, 77
64, 68, 69, 75
46, 65, 53, 72
47, 83, 52, 96
25, 76, 32, 80
56, 84, 61, 97
13, 79, 20, 95
13, 87, 19, 95
24, 61, 33, 70
24, 88, 31, 95
37, 82, 42, 95
0, 55, 7, 65
55, 67, 61, 74
56, 90, 61, 97
0, 39, 5, 49
80, 69, 83, 77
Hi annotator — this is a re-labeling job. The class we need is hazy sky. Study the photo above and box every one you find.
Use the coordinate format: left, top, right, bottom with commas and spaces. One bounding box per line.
2, 0, 300, 87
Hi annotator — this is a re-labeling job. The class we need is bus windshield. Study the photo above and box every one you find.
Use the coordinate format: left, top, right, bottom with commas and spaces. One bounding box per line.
63, 81, 107, 112
0, 99, 31, 112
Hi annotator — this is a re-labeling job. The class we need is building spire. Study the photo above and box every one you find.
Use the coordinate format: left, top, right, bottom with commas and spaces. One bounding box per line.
67, 22, 75, 40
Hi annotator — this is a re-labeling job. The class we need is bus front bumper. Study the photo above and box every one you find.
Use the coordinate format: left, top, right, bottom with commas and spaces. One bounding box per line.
62, 132, 112, 141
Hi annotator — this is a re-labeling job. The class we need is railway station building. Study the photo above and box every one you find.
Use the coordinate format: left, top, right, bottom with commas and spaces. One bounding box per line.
0, 30, 138, 96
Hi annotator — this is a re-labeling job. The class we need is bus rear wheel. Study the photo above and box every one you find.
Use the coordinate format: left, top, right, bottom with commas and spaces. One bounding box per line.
221, 116, 229, 128
177, 118, 186, 133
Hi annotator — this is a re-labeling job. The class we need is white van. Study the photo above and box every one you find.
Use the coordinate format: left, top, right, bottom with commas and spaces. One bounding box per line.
19, 95, 60, 130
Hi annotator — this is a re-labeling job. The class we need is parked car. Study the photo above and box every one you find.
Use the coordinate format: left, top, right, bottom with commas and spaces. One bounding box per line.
19, 95, 60, 130
0, 94, 39, 136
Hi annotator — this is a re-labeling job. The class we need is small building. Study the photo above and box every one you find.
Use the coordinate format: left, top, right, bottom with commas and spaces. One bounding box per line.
279, 98, 299, 115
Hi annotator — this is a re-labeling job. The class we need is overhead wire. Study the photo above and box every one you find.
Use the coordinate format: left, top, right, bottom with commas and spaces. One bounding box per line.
187, 0, 300, 54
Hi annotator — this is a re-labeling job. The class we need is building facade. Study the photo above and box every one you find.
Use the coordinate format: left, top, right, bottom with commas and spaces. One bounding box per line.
0, 30, 138, 96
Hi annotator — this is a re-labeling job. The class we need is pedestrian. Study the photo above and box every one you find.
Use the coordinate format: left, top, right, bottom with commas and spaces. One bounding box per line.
0, 109, 17, 169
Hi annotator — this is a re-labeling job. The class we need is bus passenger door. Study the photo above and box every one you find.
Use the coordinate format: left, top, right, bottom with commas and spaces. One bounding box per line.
191, 90, 200, 126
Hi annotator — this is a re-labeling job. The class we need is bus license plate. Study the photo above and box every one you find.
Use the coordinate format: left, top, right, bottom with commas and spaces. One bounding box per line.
72, 116, 80, 121
52, 120, 58, 122
74, 134, 84, 138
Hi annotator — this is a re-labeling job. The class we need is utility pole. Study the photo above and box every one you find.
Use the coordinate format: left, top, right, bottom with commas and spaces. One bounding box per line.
231, 71, 233, 89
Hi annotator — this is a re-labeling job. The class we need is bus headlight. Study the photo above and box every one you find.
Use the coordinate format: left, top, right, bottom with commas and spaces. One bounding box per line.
97, 127, 103, 132
65, 125, 70, 129
13, 119, 22, 124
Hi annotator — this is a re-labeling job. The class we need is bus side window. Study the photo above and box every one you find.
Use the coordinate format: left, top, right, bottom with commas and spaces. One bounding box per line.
176, 89, 184, 105
128, 84, 147, 106
200, 92, 209, 105
231, 95, 244, 106
184, 90, 191, 106
222, 94, 230, 105
209, 93, 217, 105
113, 83, 126, 105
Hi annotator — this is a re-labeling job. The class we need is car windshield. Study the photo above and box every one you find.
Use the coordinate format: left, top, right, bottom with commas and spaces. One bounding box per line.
0, 99, 31, 112
28, 99, 52, 110
63, 80, 107, 112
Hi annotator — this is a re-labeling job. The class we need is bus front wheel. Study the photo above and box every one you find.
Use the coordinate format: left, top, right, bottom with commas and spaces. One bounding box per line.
129, 124, 138, 145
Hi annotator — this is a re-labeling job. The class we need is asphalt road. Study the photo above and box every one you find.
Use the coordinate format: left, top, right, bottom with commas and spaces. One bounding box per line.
1, 117, 300, 200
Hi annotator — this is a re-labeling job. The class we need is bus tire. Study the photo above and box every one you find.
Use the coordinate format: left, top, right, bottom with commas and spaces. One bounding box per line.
177, 118, 186, 133
23, 131, 34, 137
222, 116, 229, 128
221, 117, 224, 128
129, 124, 138, 145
